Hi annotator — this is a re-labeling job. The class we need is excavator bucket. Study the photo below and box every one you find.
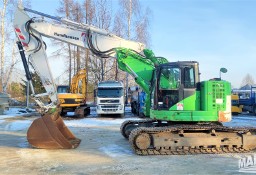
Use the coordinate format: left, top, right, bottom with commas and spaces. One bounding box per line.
27, 111, 81, 149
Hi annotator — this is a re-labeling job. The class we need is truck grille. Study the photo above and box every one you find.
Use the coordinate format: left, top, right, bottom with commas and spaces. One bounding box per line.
101, 105, 118, 112
63, 99, 78, 104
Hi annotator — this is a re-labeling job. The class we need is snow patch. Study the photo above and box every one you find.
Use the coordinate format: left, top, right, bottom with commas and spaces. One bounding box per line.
99, 144, 133, 157
65, 117, 139, 128
224, 116, 256, 127
4, 120, 32, 131
17, 149, 52, 159
17, 138, 30, 148
125, 106, 131, 112
0, 114, 19, 120
1, 107, 36, 119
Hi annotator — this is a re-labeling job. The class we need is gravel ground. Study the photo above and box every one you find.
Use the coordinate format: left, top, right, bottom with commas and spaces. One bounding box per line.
0, 108, 255, 175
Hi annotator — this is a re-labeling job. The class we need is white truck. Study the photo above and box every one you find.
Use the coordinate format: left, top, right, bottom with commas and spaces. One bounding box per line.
96, 81, 125, 117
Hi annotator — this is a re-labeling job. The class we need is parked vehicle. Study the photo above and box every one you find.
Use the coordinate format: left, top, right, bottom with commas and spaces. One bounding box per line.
96, 81, 125, 117
234, 86, 256, 114
57, 69, 90, 118
129, 86, 146, 117
231, 94, 242, 115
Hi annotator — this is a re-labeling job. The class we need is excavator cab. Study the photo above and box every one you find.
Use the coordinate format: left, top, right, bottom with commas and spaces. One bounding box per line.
153, 61, 200, 110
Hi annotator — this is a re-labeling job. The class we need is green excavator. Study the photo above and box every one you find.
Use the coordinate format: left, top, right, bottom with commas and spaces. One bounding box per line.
14, 6, 256, 154
114, 48, 256, 155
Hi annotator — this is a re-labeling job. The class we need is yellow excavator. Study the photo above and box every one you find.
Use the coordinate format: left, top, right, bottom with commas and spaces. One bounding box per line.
14, 5, 144, 149
57, 69, 90, 118
231, 94, 242, 115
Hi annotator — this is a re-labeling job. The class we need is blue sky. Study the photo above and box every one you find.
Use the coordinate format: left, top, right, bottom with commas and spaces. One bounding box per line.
29, 0, 256, 88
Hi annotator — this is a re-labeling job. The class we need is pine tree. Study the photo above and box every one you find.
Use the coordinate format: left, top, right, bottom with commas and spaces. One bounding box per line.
21, 72, 46, 95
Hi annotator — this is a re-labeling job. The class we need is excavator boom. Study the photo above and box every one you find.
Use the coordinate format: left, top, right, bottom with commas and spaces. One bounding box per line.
13, 5, 145, 149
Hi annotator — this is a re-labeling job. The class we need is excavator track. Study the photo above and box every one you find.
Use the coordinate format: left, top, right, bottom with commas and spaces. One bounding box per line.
120, 119, 159, 139
127, 123, 256, 155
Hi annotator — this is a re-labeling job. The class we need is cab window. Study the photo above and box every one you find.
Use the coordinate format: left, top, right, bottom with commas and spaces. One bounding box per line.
159, 67, 180, 89
184, 67, 195, 88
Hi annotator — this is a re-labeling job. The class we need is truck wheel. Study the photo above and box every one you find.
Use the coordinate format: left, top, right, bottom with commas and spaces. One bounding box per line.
85, 108, 90, 116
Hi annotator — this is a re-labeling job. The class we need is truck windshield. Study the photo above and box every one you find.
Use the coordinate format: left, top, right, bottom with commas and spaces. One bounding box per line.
57, 86, 69, 93
98, 88, 123, 97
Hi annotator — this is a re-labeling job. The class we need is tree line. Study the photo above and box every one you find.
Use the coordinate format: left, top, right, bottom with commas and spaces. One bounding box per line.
53, 0, 152, 101
0, 0, 255, 102
0, 0, 151, 102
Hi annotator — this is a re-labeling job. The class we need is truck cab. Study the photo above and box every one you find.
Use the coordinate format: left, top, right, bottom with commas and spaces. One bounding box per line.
96, 81, 124, 117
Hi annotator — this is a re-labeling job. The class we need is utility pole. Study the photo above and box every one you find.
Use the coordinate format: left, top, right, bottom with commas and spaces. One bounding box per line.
101, 57, 104, 81
0, 0, 8, 92
68, 44, 72, 87
125, 0, 132, 105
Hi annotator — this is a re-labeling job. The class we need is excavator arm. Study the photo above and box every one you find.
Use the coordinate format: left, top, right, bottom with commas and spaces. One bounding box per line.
14, 5, 145, 110
14, 5, 167, 117
13, 5, 146, 149
70, 69, 87, 98
115, 48, 168, 116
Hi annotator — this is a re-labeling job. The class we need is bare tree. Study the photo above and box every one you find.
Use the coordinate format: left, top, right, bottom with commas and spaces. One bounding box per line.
112, 15, 126, 80
56, 0, 75, 86
115, 0, 142, 40
241, 73, 255, 87
134, 6, 152, 46
83, 0, 96, 99
83, 0, 95, 25
0, 0, 9, 92
0, 0, 31, 93
52, 0, 151, 101
113, 0, 152, 103
3, 42, 19, 92
88, 0, 112, 82
70, 1, 84, 72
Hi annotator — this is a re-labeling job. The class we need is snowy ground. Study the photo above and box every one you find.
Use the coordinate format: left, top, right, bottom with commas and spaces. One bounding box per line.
0, 108, 256, 174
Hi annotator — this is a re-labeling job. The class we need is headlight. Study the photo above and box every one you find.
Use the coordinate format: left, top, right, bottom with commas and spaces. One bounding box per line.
97, 105, 101, 109
59, 99, 65, 104
75, 99, 82, 102
119, 105, 123, 110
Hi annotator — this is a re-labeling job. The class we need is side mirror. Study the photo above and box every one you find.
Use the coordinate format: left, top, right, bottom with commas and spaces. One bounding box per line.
219, 67, 228, 80
220, 68, 228, 73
